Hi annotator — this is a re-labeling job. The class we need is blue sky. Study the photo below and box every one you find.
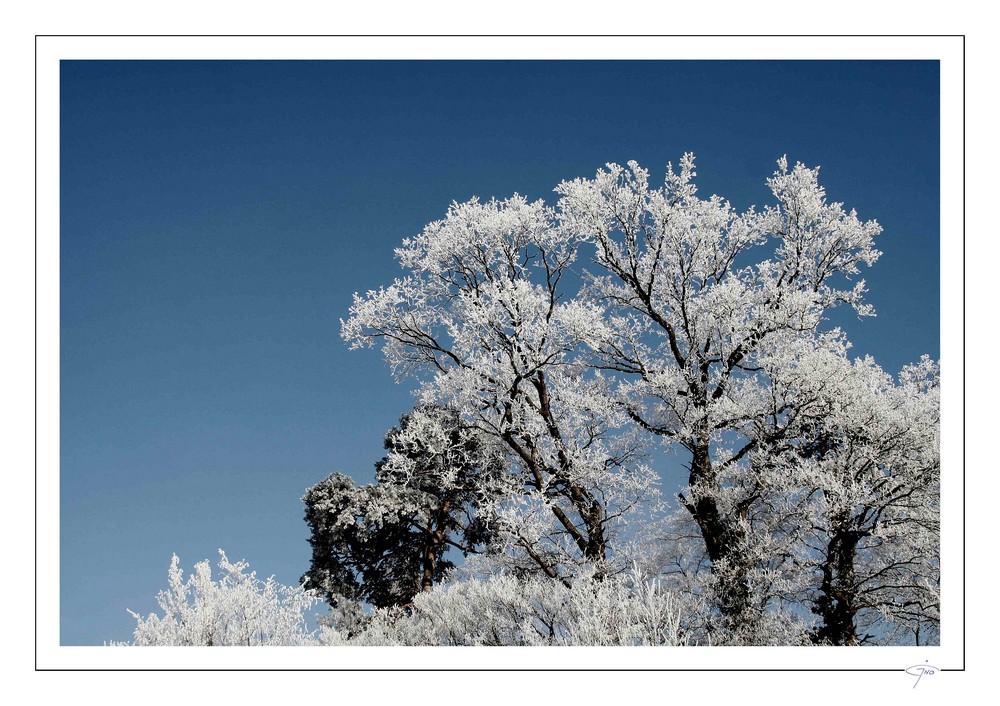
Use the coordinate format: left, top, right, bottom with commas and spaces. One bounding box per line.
60, 59, 940, 645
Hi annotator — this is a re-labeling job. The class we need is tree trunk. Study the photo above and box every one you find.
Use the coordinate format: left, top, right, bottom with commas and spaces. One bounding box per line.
812, 519, 861, 645
683, 438, 751, 622
421, 499, 451, 593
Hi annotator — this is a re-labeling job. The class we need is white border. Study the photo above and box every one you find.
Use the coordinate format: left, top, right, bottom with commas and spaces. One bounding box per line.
36, 35, 964, 672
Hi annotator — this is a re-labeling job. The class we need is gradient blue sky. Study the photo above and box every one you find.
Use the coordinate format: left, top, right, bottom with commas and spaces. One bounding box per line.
60, 60, 940, 645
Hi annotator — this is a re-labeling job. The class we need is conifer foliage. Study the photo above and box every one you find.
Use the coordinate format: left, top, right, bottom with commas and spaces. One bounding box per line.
302, 405, 497, 609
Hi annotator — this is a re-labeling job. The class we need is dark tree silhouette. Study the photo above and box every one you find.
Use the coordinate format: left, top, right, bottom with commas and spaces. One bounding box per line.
302, 405, 497, 609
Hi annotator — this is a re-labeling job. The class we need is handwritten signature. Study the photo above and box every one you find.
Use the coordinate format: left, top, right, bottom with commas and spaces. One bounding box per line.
905, 661, 938, 688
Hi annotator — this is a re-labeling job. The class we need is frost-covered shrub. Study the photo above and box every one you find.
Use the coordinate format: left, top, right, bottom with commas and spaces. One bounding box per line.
118, 553, 685, 647
320, 566, 683, 646
122, 550, 321, 646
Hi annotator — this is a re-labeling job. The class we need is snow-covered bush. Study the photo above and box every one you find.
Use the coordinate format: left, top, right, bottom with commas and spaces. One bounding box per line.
122, 550, 321, 646
118, 553, 686, 647
320, 566, 684, 646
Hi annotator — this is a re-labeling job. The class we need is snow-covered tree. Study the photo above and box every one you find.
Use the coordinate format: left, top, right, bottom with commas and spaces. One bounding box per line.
342, 196, 660, 583
122, 550, 320, 646
302, 405, 498, 609
338, 154, 938, 644
780, 355, 941, 645
656, 346, 940, 645
555, 155, 885, 624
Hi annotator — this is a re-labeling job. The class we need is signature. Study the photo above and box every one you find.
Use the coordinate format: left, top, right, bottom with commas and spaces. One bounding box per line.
905, 661, 938, 688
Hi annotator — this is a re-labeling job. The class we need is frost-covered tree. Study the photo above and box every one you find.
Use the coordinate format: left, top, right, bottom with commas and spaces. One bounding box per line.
342, 196, 659, 583
555, 155, 885, 623
780, 355, 941, 645
302, 405, 498, 609
122, 550, 320, 646
656, 346, 940, 645
340, 154, 938, 644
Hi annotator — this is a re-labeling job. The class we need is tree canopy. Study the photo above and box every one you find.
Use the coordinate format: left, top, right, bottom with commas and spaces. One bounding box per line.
338, 154, 939, 645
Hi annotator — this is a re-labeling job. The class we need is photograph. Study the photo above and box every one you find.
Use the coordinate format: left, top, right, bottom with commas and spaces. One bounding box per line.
36, 36, 963, 675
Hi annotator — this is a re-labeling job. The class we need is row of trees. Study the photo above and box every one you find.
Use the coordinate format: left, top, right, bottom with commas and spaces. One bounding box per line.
312, 155, 939, 646
120, 155, 939, 646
